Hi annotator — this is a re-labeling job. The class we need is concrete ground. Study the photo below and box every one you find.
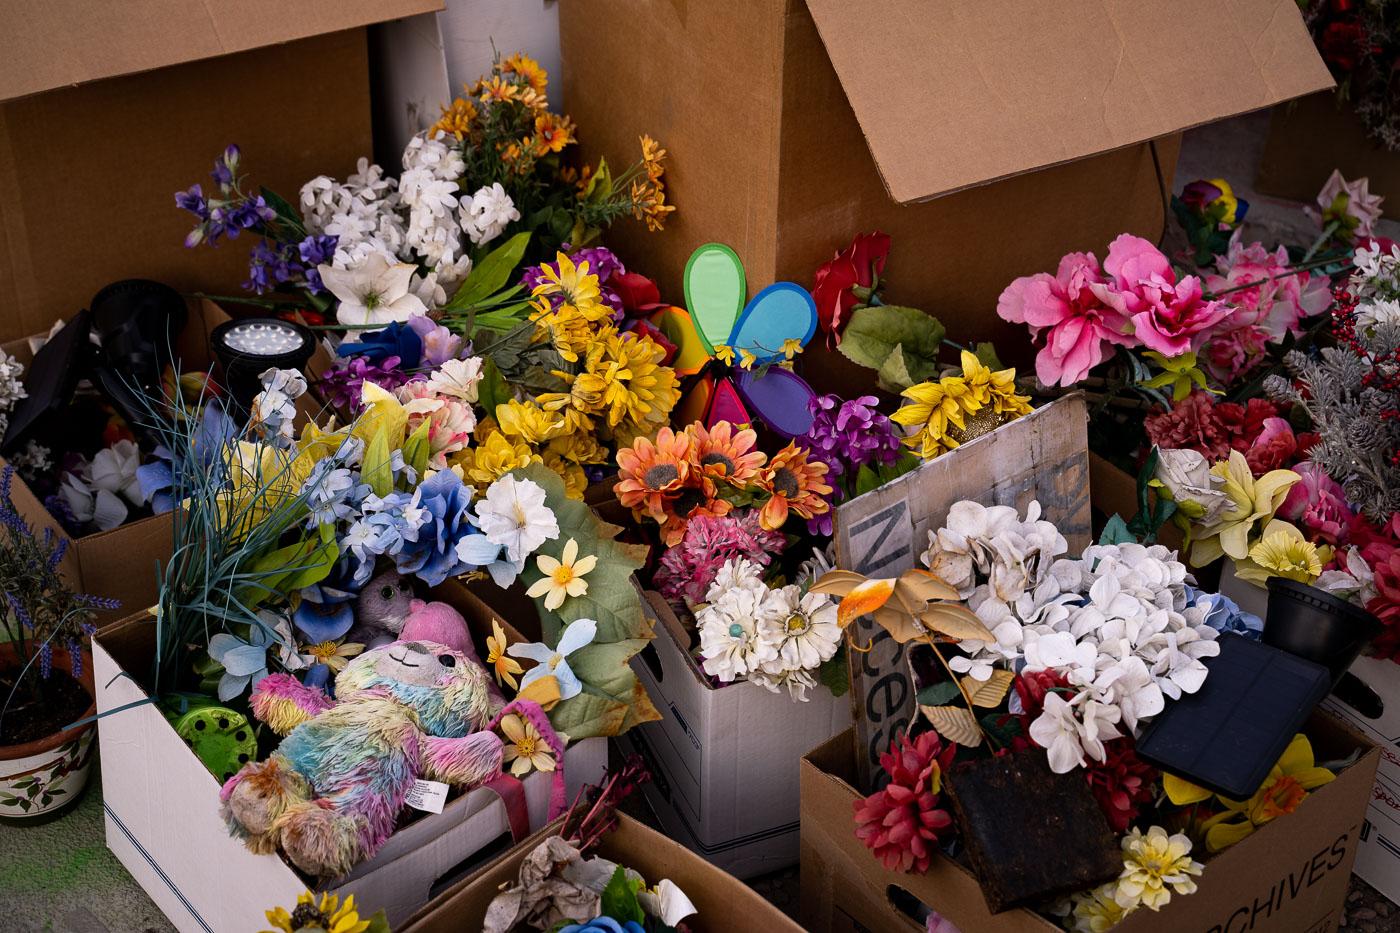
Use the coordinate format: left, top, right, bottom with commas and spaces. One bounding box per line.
3, 110, 1398, 932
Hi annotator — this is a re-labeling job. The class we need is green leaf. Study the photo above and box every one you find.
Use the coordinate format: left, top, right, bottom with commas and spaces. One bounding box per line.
444, 231, 532, 311
362, 430, 393, 497
979, 711, 1024, 749
477, 357, 512, 421
837, 305, 945, 388
364, 910, 392, 933
401, 418, 434, 482
583, 156, 613, 204
917, 680, 962, 707
1099, 514, 1136, 546
875, 344, 922, 393
259, 186, 307, 238
818, 645, 850, 698
972, 342, 1004, 371
853, 464, 882, 497
600, 866, 645, 924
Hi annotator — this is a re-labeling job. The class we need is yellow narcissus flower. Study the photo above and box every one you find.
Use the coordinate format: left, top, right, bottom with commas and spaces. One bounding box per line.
499, 712, 556, 776
1239, 520, 1325, 585
526, 538, 597, 610
1114, 826, 1202, 911
1190, 450, 1299, 567
263, 891, 369, 933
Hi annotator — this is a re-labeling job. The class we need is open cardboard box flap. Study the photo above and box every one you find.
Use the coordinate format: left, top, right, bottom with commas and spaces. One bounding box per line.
0, 0, 442, 102
804, 0, 1335, 203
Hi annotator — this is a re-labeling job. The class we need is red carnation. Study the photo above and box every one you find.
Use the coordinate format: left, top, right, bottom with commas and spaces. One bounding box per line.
1217, 397, 1279, 451
613, 271, 663, 313
1084, 738, 1158, 833
853, 729, 955, 874
1145, 391, 1232, 460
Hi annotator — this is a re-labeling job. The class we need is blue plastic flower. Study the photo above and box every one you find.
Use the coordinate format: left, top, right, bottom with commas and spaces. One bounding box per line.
558, 919, 644, 933
292, 568, 358, 643
395, 469, 478, 586
208, 626, 273, 701
337, 320, 423, 368
1188, 586, 1263, 640
137, 403, 237, 512
344, 490, 428, 586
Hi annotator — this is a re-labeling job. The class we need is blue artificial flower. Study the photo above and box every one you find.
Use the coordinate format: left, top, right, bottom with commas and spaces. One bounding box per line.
211, 144, 240, 190
558, 918, 644, 933
301, 462, 371, 531
292, 567, 358, 643
394, 470, 478, 586
345, 491, 428, 586
175, 184, 209, 220
244, 238, 304, 294
137, 403, 238, 512
508, 618, 598, 700
1187, 586, 1263, 640
337, 320, 424, 369
208, 626, 273, 701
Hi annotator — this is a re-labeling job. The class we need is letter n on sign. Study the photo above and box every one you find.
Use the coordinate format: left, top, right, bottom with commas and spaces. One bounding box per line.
833, 393, 1091, 790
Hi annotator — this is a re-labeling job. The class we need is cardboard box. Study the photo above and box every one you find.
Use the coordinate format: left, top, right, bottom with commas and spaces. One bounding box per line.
0, 298, 334, 616
616, 589, 851, 879
800, 719, 1380, 933
558, 0, 1330, 357
1257, 91, 1400, 221
398, 812, 806, 933
1321, 654, 1400, 906
93, 580, 607, 933
0, 0, 443, 343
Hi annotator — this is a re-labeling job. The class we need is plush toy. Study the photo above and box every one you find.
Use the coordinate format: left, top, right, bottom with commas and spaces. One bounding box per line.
399, 599, 474, 660
221, 639, 547, 878
346, 568, 416, 648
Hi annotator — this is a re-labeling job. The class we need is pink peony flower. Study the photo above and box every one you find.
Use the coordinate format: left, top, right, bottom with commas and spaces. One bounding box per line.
1204, 236, 1332, 341
1279, 462, 1356, 546
1099, 234, 1231, 356
1305, 170, 1384, 239
996, 252, 1136, 387
1244, 417, 1298, 475
395, 381, 477, 469
1201, 323, 1270, 384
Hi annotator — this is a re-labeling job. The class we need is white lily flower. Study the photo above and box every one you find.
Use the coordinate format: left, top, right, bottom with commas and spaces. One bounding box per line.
323, 254, 428, 329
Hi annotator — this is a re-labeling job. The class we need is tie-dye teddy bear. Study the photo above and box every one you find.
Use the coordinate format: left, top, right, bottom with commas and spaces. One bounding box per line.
219, 638, 561, 878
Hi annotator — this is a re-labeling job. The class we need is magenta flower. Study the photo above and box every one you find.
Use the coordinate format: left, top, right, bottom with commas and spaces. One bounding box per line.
1099, 234, 1231, 357
1278, 463, 1357, 546
996, 251, 1137, 387
1204, 237, 1331, 342
319, 356, 413, 413
800, 394, 900, 477
1201, 323, 1270, 385
654, 512, 786, 603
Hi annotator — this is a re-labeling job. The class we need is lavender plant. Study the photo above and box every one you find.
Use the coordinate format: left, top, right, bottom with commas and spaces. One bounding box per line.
0, 465, 120, 725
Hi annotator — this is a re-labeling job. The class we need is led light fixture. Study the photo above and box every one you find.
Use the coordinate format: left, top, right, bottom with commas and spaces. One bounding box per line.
210, 317, 316, 415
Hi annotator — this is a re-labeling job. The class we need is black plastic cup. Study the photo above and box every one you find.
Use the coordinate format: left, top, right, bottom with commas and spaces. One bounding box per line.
1263, 577, 1384, 686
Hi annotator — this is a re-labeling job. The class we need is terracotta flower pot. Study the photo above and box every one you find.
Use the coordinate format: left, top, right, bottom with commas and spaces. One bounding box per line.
0, 641, 97, 821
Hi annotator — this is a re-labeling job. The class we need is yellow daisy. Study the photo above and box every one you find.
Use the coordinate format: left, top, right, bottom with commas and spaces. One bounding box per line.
500, 712, 556, 776
525, 538, 597, 610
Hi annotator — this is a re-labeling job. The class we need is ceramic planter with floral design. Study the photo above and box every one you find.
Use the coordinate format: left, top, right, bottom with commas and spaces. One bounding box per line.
0, 643, 97, 821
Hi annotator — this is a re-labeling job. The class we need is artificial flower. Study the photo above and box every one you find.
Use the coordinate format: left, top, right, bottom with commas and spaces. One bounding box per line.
852, 729, 955, 874
208, 625, 274, 701
996, 250, 1136, 387
1099, 234, 1230, 357
499, 712, 556, 777
1066, 882, 1135, 933
457, 429, 542, 491
396, 381, 477, 469
1204, 236, 1330, 342
1084, 738, 1157, 833
1028, 690, 1121, 773
637, 879, 697, 928
486, 618, 524, 689
799, 394, 900, 476
615, 426, 691, 524
1201, 323, 1271, 385
1181, 177, 1246, 225
891, 376, 975, 460
424, 357, 484, 402
319, 357, 411, 413
300, 639, 365, 673
461, 182, 521, 246
1139, 350, 1216, 402
472, 474, 560, 567
653, 512, 785, 604
755, 443, 832, 530
1305, 170, 1384, 239
696, 559, 780, 682
525, 538, 597, 610
1114, 826, 1202, 911
406, 314, 467, 366
89, 439, 144, 505
322, 254, 428, 329
1150, 446, 1231, 525
337, 320, 423, 367
508, 617, 598, 700
1239, 520, 1323, 585
812, 231, 891, 343
688, 420, 766, 486
1243, 416, 1300, 476
767, 586, 841, 672
262, 891, 370, 933
1277, 462, 1355, 546
1191, 450, 1299, 566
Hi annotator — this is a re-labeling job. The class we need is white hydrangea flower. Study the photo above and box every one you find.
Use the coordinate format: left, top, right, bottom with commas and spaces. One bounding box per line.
1028, 690, 1121, 774
461, 183, 521, 246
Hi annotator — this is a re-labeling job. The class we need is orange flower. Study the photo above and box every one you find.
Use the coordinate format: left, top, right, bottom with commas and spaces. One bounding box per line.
756, 443, 832, 530
518, 87, 549, 112
479, 75, 519, 103
533, 114, 575, 154
502, 53, 548, 91
640, 134, 667, 182
616, 427, 691, 524
432, 97, 478, 140
659, 479, 734, 547
688, 421, 765, 487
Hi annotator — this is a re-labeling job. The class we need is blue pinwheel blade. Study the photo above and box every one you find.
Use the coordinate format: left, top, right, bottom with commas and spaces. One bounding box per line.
729, 282, 818, 364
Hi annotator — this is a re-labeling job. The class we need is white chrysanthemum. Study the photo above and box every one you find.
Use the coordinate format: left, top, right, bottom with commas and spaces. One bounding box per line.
762, 587, 841, 673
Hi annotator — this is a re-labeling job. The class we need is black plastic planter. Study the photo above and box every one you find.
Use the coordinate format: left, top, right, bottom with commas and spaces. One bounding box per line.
1263, 577, 1384, 687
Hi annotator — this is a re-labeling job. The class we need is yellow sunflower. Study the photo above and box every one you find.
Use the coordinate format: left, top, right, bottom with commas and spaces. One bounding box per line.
263, 892, 369, 933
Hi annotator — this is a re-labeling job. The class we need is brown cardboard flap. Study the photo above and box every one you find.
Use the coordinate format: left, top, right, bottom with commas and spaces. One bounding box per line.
0, 0, 443, 102
802, 0, 1333, 203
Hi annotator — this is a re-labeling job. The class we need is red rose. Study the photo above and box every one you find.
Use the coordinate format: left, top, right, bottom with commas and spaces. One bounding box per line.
849, 232, 891, 288
1319, 19, 1373, 72
613, 272, 663, 313
811, 231, 891, 346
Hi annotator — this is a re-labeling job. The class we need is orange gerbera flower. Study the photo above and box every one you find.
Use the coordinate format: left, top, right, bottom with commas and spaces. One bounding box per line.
479, 75, 519, 103
659, 478, 734, 547
615, 427, 691, 524
502, 53, 548, 91
755, 443, 833, 531
533, 114, 575, 154
688, 421, 765, 487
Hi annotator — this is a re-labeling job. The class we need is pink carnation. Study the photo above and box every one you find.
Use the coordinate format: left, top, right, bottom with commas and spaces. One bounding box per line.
395, 382, 477, 469
996, 251, 1136, 387
1279, 463, 1356, 546
1100, 234, 1231, 356
1204, 236, 1331, 341
654, 512, 786, 603
1201, 323, 1270, 385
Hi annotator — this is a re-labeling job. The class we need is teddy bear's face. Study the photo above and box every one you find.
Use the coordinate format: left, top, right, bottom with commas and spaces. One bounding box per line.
336, 640, 495, 738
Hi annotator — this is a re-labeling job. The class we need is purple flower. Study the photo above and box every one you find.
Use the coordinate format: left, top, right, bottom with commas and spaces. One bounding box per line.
226, 195, 275, 231
406, 315, 468, 366
175, 184, 209, 219
244, 238, 304, 294
298, 234, 338, 267
42, 494, 82, 537
318, 357, 412, 412
521, 247, 627, 316
211, 144, 241, 189
337, 321, 423, 368
799, 394, 900, 477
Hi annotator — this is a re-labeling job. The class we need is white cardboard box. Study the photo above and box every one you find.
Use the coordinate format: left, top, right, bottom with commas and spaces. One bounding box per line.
1321, 652, 1400, 905
618, 590, 851, 879
94, 618, 605, 933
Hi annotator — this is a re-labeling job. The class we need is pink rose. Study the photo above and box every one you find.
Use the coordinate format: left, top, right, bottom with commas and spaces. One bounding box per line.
1244, 417, 1298, 475
1279, 462, 1356, 546
996, 251, 1136, 387
1100, 234, 1231, 356
1204, 236, 1331, 341
1201, 323, 1270, 384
